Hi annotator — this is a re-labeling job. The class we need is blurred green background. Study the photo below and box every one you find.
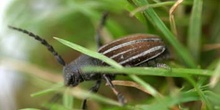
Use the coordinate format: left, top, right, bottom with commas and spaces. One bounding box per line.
1, 0, 220, 110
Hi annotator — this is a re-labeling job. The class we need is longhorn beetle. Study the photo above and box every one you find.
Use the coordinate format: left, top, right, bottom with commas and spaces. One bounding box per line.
9, 13, 169, 109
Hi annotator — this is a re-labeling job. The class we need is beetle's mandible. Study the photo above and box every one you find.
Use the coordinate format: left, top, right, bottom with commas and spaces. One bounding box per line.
9, 13, 169, 110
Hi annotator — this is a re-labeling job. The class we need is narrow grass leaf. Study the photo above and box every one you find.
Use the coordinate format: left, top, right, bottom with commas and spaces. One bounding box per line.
205, 91, 220, 106
63, 89, 74, 110
54, 37, 123, 69
31, 83, 63, 97
136, 90, 200, 110
83, 66, 213, 77
187, 0, 203, 63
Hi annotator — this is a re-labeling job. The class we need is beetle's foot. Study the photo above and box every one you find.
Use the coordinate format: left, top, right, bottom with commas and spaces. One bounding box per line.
117, 92, 127, 106
157, 63, 172, 71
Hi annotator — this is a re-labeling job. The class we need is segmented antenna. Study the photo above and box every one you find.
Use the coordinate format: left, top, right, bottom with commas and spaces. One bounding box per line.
96, 12, 108, 48
8, 26, 66, 66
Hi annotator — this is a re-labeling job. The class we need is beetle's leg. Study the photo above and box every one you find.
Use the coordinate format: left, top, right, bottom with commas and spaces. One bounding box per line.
96, 12, 108, 48
103, 74, 126, 105
81, 79, 102, 110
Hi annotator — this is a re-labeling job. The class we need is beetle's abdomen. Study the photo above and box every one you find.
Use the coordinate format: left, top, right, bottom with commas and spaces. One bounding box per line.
98, 34, 167, 66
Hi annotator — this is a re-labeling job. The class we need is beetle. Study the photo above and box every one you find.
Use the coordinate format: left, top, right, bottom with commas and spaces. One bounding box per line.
9, 13, 169, 109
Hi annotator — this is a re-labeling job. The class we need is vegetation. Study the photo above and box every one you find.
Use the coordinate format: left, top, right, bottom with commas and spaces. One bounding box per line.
5, 0, 220, 110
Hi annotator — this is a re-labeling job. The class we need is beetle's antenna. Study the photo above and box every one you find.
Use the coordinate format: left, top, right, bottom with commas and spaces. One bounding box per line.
96, 12, 108, 48
8, 26, 66, 66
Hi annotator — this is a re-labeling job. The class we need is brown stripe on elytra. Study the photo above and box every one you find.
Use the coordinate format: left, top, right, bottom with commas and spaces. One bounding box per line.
107, 41, 155, 63
98, 34, 161, 54
119, 46, 165, 66
134, 46, 166, 66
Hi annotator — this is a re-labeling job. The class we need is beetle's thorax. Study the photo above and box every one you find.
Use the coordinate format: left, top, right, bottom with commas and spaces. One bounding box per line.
63, 55, 102, 87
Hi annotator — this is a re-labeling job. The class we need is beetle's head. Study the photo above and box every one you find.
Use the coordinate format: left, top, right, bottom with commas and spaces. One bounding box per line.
63, 63, 84, 87
63, 55, 99, 87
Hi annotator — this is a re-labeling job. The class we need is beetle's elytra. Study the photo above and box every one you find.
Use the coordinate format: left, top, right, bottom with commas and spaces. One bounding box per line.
9, 13, 169, 110
98, 34, 167, 66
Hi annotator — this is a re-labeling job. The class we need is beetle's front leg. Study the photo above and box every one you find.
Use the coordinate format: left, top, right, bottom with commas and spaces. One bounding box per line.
81, 79, 102, 110
103, 74, 126, 105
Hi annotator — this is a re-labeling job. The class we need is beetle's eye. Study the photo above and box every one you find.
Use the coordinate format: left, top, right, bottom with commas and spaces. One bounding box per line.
67, 75, 73, 85
65, 74, 77, 87
65, 71, 83, 87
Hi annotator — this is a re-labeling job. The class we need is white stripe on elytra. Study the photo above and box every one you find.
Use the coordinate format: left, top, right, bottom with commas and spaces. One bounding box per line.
119, 45, 165, 65
134, 47, 165, 66
101, 38, 161, 55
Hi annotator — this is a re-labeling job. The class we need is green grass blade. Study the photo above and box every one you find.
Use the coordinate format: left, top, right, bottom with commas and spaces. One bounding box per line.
181, 76, 212, 110
54, 37, 123, 69
83, 66, 212, 77
205, 91, 220, 107
187, 0, 203, 63
136, 90, 200, 110
63, 89, 74, 110
31, 83, 63, 97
